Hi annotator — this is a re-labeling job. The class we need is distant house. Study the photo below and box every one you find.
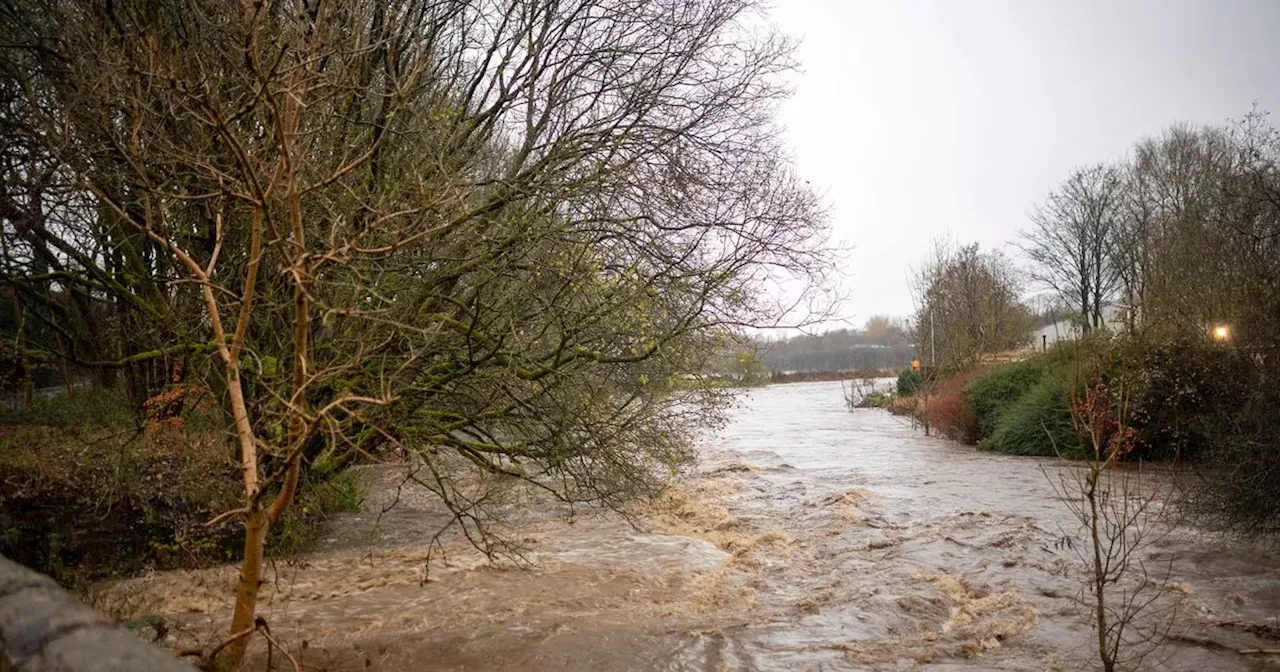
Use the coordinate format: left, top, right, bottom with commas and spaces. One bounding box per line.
1033, 306, 1128, 348
1035, 319, 1077, 346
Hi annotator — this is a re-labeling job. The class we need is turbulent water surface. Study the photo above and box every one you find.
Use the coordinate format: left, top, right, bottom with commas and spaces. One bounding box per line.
116, 381, 1280, 670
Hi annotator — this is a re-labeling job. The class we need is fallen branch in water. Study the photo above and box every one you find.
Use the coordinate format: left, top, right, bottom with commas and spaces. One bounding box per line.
260, 623, 302, 672
174, 616, 301, 671
1169, 633, 1232, 651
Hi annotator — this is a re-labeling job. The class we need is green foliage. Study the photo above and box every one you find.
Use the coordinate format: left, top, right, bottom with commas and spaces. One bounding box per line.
314, 468, 367, 513
270, 468, 366, 557
979, 371, 1081, 457
965, 359, 1046, 441
1, 411, 372, 580
896, 368, 923, 396
732, 349, 771, 387
0, 424, 240, 585
857, 393, 893, 408
1100, 337, 1280, 535
1120, 339, 1252, 461
0, 389, 133, 428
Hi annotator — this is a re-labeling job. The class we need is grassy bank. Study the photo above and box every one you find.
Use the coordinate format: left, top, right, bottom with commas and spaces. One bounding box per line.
876, 335, 1261, 462
880, 348, 1088, 457
0, 391, 364, 591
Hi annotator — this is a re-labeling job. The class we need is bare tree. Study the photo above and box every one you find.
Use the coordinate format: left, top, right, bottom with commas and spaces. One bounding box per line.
1021, 164, 1124, 332
1049, 372, 1178, 672
0, 0, 832, 667
1111, 125, 1234, 337
911, 239, 1035, 372
1024, 104, 1280, 550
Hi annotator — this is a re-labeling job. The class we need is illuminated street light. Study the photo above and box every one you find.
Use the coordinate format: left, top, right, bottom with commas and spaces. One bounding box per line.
1212, 324, 1230, 341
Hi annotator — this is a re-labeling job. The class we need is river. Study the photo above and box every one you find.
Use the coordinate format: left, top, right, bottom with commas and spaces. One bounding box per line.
115, 380, 1280, 670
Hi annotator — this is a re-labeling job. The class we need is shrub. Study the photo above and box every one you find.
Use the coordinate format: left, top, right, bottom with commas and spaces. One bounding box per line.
1120, 339, 1252, 462
885, 394, 918, 417
1117, 338, 1280, 534
980, 372, 1081, 457
917, 374, 977, 443
897, 368, 923, 396
856, 393, 893, 408
271, 467, 367, 556
1, 417, 369, 585
965, 358, 1045, 441
1187, 365, 1280, 535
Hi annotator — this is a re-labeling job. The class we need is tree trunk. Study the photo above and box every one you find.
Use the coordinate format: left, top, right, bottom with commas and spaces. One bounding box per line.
10, 289, 31, 407
221, 508, 268, 668
1087, 468, 1114, 672
61, 358, 73, 397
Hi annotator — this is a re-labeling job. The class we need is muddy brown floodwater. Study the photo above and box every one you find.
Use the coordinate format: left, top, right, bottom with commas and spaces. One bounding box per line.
109, 381, 1280, 670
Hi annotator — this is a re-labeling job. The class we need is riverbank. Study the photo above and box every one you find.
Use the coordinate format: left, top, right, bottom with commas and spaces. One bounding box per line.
0, 392, 365, 592
769, 369, 895, 385
90, 381, 1280, 670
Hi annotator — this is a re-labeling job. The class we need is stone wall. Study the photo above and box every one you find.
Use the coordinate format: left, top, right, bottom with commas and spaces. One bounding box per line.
0, 555, 192, 671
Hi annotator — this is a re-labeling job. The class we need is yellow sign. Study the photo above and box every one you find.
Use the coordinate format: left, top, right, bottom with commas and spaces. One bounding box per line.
911, 359, 920, 371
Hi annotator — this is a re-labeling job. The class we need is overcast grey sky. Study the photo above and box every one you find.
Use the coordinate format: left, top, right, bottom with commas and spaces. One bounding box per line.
768, 0, 1280, 324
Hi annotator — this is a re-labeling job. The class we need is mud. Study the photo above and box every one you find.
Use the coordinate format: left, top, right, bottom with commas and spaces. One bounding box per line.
104, 381, 1280, 670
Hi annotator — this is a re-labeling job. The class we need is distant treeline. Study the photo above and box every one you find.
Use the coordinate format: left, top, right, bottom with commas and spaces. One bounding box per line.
757, 317, 916, 373
770, 369, 894, 384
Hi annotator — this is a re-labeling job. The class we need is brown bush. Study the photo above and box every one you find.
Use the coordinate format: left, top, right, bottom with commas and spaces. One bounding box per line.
885, 395, 919, 417
917, 374, 978, 444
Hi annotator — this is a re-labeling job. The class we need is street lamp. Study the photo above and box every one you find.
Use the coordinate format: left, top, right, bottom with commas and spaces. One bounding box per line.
1212, 324, 1230, 342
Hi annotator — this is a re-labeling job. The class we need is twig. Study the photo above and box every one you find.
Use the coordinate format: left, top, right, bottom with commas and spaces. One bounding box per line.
259, 626, 301, 672
204, 506, 249, 527
201, 624, 257, 663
